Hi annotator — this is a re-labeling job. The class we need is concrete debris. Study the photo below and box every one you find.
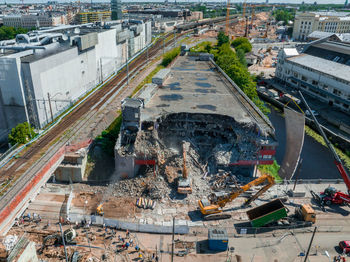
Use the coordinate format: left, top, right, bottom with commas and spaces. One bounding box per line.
2, 235, 18, 251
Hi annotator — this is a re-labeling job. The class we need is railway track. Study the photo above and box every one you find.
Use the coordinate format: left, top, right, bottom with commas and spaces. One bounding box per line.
0, 17, 242, 219
0, 32, 181, 208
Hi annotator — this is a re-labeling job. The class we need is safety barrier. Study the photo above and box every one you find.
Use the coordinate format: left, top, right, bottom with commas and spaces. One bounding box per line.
0, 146, 65, 232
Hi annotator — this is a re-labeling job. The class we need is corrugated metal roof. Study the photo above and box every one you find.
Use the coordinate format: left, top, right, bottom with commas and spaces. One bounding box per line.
287, 54, 350, 83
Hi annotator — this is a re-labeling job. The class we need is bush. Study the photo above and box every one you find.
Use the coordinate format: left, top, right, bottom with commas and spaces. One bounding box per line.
8, 122, 36, 145
161, 47, 180, 67
96, 114, 122, 156
236, 48, 247, 67
217, 31, 229, 46
231, 37, 252, 53
258, 160, 282, 182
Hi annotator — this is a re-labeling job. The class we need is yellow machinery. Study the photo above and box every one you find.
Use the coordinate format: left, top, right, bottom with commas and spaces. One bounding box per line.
295, 204, 316, 223
177, 143, 192, 194
96, 203, 104, 216
198, 174, 275, 220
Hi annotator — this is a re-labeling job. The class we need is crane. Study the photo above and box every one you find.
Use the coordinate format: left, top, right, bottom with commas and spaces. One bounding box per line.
198, 174, 275, 220
225, 0, 230, 35
242, 0, 247, 18
298, 91, 350, 206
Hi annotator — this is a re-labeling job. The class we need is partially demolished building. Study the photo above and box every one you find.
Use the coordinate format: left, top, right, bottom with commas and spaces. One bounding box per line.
115, 55, 277, 180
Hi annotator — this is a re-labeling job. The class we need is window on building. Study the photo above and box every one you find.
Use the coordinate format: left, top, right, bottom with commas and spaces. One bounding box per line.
344, 104, 349, 109
301, 75, 307, 81
312, 80, 318, 86
293, 72, 298, 78
333, 89, 342, 96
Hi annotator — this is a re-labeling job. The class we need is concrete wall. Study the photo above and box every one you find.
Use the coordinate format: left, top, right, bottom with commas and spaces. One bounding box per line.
54, 153, 88, 182
17, 241, 39, 262
0, 56, 28, 140
23, 47, 97, 128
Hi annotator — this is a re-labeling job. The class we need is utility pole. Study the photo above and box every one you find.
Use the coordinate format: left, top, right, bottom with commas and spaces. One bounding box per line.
174, 31, 176, 47
293, 158, 303, 191
59, 223, 69, 262
47, 93, 53, 123
146, 44, 149, 64
163, 36, 165, 54
304, 226, 317, 262
100, 58, 103, 83
171, 217, 175, 262
126, 55, 129, 85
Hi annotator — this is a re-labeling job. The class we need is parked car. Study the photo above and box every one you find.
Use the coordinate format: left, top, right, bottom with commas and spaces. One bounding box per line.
305, 110, 319, 117
339, 241, 350, 253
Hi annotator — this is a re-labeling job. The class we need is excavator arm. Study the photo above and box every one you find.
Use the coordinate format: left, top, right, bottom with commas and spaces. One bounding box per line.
211, 174, 275, 208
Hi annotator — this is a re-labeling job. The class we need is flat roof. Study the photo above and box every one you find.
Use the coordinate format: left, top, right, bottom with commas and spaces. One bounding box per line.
287, 54, 350, 83
142, 55, 275, 137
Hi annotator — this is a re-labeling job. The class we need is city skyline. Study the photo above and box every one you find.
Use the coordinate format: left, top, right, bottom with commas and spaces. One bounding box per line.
0, 0, 346, 4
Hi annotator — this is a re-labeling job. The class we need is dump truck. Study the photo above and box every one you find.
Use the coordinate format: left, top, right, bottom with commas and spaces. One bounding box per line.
246, 199, 288, 228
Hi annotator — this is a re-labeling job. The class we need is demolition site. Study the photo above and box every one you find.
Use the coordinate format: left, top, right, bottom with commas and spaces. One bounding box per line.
3, 54, 350, 262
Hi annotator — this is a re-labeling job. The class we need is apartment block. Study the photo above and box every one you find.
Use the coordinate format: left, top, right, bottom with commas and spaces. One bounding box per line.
76, 11, 111, 24
293, 11, 350, 41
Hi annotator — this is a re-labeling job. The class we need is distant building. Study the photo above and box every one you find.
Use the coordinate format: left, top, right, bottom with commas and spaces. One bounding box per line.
307, 30, 350, 43
292, 11, 350, 41
186, 11, 203, 21
0, 21, 152, 142
111, 0, 122, 20
3, 13, 67, 29
76, 11, 111, 24
275, 35, 350, 114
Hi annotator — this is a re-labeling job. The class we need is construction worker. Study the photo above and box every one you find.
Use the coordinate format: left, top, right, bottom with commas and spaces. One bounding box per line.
126, 229, 130, 238
126, 242, 130, 250
129, 238, 134, 247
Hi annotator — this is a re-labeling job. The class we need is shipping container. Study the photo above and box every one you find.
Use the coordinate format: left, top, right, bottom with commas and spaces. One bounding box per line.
246, 199, 288, 228
208, 228, 228, 251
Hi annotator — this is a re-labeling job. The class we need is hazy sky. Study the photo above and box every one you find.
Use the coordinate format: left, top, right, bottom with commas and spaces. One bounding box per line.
1, 0, 346, 4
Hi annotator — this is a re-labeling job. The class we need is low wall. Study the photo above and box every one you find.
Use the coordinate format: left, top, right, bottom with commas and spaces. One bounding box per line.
0, 146, 65, 236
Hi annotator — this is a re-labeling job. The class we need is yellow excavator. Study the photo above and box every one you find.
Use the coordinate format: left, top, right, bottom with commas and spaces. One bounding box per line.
198, 174, 275, 220
96, 203, 104, 216
177, 143, 192, 194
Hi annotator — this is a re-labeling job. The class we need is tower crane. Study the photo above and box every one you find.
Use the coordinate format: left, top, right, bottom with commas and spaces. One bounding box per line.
225, 0, 230, 35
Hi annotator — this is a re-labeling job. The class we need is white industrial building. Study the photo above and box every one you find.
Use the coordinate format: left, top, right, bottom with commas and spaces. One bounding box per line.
275, 35, 350, 114
0, 20, 152, 141
293, 11, 350, 41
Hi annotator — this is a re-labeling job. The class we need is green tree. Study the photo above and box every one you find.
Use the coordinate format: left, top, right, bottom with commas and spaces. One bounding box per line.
231, 37, 252, 53
214, 42, 270, 115
205, 43, 212, 53
217, 31, 229, 46
8, 122, 36, 145
0, 26, 30, 41
236, 48, 247, 67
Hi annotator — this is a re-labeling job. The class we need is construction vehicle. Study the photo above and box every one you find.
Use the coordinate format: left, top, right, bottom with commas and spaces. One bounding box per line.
298, 90, 350, 206
198, 174, 275, 220
41, 228, 76, 252
294, 204, 316, 223
96, 203, 104, 216
177, 143, 192, 194
247, 199, 288, 227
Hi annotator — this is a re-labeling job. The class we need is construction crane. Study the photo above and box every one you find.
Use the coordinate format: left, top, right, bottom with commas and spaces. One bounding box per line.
298, 91, 350, 207
249, 5, 255, 30
242, 0, 247, 18
225, 0, 230, 35
198, 174, 275, 220
177, 142, 192, 194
